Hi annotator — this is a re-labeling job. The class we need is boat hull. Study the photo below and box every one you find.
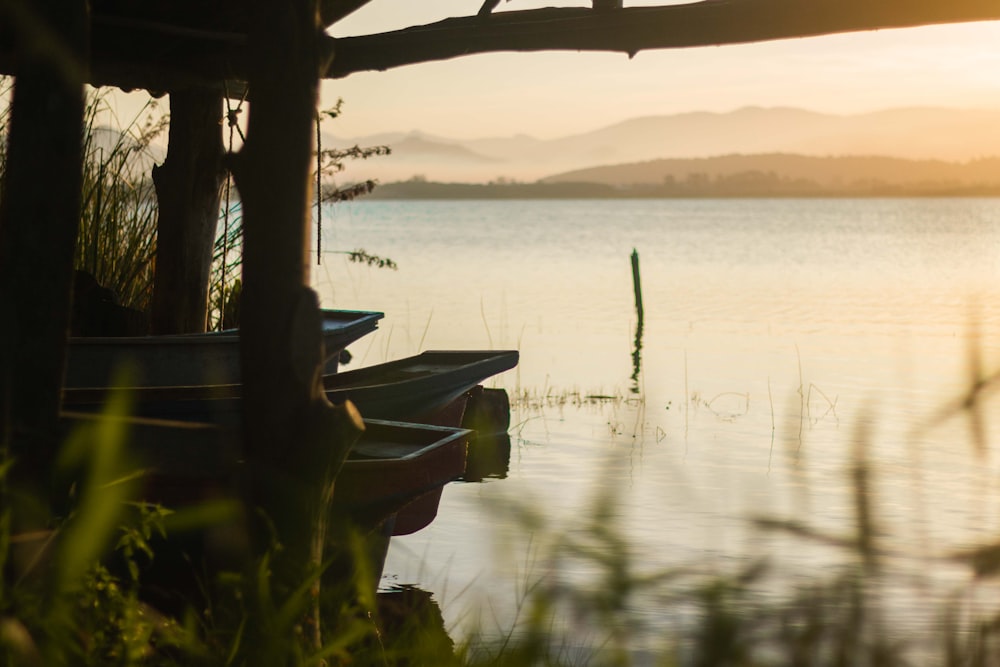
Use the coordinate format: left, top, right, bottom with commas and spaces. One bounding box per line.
57, 412, 470, 535
62, 350, 519, 428
64, 309, 383, 387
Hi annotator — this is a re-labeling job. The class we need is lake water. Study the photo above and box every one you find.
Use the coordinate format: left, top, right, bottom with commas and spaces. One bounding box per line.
313, 198, 1000, 658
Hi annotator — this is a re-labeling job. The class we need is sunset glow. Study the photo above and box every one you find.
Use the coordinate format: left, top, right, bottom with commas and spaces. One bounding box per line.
325, 5, 1000, 140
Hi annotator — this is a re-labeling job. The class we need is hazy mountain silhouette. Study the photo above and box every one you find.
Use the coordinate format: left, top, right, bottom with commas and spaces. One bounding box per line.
90, 125, 165, 173
328, 106, 1000, 183
540, 153, 1000, 189
388, 134, 499, 163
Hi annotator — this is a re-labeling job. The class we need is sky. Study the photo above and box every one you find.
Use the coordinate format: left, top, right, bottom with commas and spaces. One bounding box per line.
100, 1, 1000, 143
318, 0, 1000, 140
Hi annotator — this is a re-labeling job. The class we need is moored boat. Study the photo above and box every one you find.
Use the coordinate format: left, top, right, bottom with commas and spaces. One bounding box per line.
49, 411, 469, 601
62, 349, 519, 427
332, 419, 471, 533
64, 309, 384, 387
57, 411, 471, 535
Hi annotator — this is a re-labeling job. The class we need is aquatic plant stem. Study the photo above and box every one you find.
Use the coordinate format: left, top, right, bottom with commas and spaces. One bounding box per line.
630, 248, 644, 325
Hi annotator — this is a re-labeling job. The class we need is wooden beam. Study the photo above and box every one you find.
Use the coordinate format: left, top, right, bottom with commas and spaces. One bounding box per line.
3, 0, 999, 91
88, 15, 247, 93
321, 0, 377, 26
323, 0, 1000, 78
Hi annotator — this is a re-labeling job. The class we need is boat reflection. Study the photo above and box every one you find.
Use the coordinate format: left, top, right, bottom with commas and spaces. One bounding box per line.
372, 585, 456, 664
461, 432, 512, 482
630, 316, 644, 395
459, 386, 513, 482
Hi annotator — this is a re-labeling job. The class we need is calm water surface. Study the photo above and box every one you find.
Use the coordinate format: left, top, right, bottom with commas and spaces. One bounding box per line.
314, 198, 1000, 655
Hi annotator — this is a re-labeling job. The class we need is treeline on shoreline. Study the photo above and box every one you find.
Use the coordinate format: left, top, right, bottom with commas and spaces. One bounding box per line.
364, 176, 1000, 200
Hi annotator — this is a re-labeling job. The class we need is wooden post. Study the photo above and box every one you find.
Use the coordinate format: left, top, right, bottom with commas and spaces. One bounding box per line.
0, 1, 88, 493
231, 0, 362, 659
150, 88, 225, 334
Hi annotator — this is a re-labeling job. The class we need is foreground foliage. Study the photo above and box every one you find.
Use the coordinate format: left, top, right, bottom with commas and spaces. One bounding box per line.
4, 365, 1000, 667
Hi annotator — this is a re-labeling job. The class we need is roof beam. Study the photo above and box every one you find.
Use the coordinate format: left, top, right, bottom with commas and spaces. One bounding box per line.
321, 0, 377, 26
2, 0, 998, 91
324, 0, 1000, 78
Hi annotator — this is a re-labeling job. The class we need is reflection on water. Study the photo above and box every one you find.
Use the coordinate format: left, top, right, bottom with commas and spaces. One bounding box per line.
630, 316, 643, 395
374, 585, 455, 663
461, 432, 512, 482
316, 198, 1000, 654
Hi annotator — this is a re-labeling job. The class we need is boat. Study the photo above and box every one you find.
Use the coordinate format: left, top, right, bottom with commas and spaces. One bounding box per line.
57, 411, 471, 535
332, 419, 470, 534
319, 350, 519, 422
64, 309, 384, 387
50, 411, 468, 601
62, 350, 519, 428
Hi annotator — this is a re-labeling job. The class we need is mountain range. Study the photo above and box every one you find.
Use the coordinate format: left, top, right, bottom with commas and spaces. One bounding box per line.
327, 106, 1000, 184
540, 153, 1000, 190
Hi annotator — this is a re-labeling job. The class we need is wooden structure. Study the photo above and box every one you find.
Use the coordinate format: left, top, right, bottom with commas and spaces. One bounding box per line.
0, 0, 998, 659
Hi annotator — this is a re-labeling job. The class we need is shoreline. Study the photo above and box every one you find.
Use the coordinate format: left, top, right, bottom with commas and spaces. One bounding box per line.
360, 180, 1000, 200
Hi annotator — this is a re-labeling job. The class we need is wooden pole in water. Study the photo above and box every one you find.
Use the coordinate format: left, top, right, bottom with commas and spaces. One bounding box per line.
631, 248, 644, 324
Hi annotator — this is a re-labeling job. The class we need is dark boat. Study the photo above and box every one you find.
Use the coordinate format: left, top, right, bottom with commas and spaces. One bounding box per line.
62, 350, 519, 427
47, 412, 469, 598
332, 419, 470, 534
57, 411, 470, 535
320, 350, 519, 421
64, 309, 384, 387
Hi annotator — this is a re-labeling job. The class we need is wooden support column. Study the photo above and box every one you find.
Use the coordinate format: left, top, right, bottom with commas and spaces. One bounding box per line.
0, 1, 87, 494
230, 0, 362, 658
150, 88, 225, 334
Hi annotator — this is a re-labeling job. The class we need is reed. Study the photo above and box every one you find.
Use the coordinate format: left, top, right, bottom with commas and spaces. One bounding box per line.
2, 81, 391, 330
75, 89, 166, 312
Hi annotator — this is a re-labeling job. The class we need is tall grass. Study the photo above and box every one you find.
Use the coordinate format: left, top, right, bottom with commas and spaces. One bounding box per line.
1, 78, 163, 312
1, 77, 168, 315
75, 89, 166, 312
2, 81, 391, 327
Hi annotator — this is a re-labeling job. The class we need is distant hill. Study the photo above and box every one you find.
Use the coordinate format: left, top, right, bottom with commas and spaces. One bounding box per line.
541, 153, 1000, 189
367, 154, 1000, 199
328, 106, 1000, 184
378, 133, 499, 164
89, 125, 165, 173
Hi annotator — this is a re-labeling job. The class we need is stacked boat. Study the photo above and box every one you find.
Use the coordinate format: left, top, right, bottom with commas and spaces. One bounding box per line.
60, 309, 518, 580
